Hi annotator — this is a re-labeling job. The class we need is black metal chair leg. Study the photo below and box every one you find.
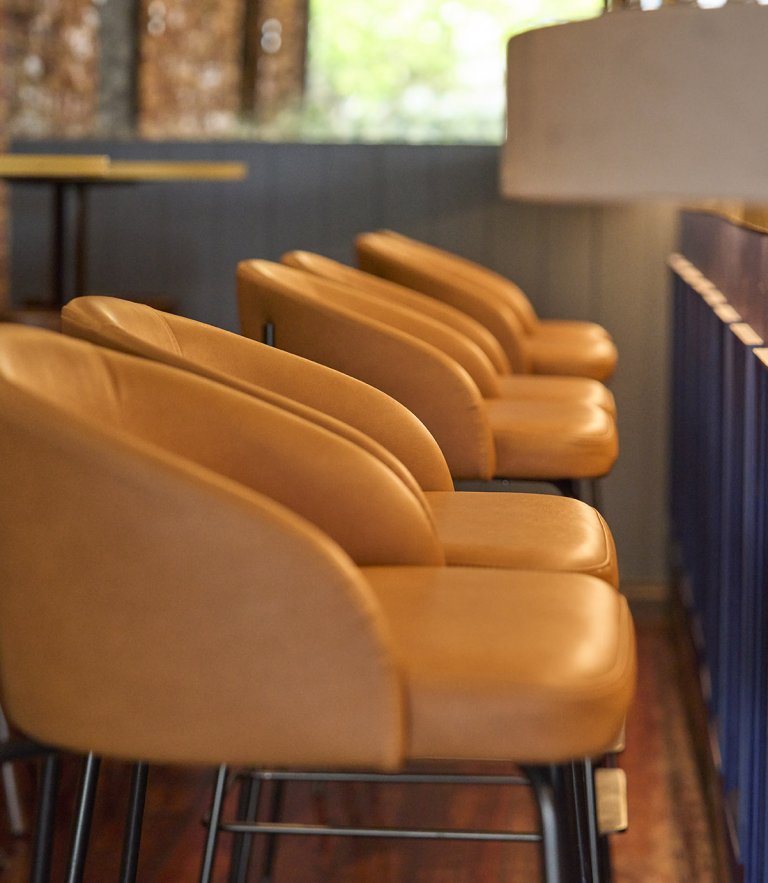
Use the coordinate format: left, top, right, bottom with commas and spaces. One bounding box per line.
260, 778, 286, 883
567, 762, 592, 881
565, 759, 614, 883
526, 763, 594, 883
525, 765, 565, 883
200, 764, 229, 883
229, 770, 263, 883
65, 752, 101, 883
119, 762, 148, 883
552, 479, 581, 500
583, 759, 613, 883
30, 752, 61, 883
595, 827, 613, 883
570, 760, 609, 883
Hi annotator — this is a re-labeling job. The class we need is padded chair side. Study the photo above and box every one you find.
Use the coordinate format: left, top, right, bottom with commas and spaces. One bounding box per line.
63, 297, 455, 494
356, 234, 532, 374
2, 327, 445, 568
237, 261, 498, 481
0, 367, 405, 769
281, 250, 512, 376
377, 229, 541, 332
267, 264, 502, 398
62, 300, 432, 510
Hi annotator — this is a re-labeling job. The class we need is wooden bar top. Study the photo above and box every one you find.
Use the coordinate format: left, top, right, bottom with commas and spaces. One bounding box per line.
104, 160, 247, 181
0, 154, 110, 179
0, 154, 247, 182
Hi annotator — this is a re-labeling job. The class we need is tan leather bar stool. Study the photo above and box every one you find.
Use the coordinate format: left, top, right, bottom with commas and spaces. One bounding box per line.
63, 295, 618, 585
355, 230, 618, 381
235, 260, 618, 499
282, 249, 616, 417
0, 325, 636, 883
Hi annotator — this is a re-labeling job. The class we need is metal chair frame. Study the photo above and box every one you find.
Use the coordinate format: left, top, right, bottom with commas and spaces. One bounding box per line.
200, 760, 608, 883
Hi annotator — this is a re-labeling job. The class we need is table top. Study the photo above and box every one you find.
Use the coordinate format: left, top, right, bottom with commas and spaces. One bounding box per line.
105, 160, 247, 181
0, 154, 247, 183
0, 154, 111, 179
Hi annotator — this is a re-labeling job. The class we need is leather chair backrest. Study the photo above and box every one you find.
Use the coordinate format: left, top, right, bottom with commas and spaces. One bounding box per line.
281, 250, 512, 375
271, 259, 501, 398
356, 231, 535, 372
0, 325, 405, 768
0, 326, 445, 567
378, 230, 540, 331
237, 259, 498, 481
63, 296, 454, 494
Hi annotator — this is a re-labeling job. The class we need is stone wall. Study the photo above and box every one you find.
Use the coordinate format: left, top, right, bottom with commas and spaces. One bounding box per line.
137, 0, 244, 137
7, 0, 101, 138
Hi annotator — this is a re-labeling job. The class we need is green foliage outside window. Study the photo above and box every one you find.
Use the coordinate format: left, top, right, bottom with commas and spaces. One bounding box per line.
267, 0, 602, 143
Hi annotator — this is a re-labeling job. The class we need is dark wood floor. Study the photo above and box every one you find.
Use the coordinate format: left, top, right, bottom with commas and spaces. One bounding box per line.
0, 605, 720, 882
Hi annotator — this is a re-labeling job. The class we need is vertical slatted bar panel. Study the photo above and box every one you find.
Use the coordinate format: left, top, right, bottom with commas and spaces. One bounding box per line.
698, 300, 733, 721
669, 257, 730, 724
674, 210, 768, 882
719, 322, 763, 849
741, 346, 767, 878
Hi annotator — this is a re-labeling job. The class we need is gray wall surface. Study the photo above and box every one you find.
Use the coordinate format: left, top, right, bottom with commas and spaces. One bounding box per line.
8, 140, 678, 587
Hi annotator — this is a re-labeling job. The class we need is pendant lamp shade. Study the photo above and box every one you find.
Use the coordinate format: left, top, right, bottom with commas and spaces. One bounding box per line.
501, 4, 768, 202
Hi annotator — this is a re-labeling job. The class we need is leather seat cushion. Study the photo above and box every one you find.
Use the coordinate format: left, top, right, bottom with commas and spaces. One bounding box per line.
497, 374, 616, 416
364, 567, 635, 763
538, 318, 613, 341
528, 330, 618, 382
426, 491, 618, 586
485, 399, 618, 479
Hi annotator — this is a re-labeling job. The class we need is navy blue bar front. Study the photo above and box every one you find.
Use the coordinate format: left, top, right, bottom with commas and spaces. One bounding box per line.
671, 218, 768, 883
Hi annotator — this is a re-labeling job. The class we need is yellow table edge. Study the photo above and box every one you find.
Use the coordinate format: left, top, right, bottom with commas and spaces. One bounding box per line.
0, 154, 110, 178
0, 155, 247, 182
104, 160, 247, 181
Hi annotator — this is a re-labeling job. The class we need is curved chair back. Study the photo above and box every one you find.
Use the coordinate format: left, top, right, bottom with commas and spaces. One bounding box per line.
237, 260, 498, 480
379, 229, 540, 330
356, 230, 536, 372
271, 261, 502, 399
281, 250, 512, 375
63, 296, 453, 495
0, 325, 405, 768
2, 325, 444, 568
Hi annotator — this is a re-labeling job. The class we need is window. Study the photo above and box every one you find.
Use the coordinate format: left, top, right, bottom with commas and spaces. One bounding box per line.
272, 0, 604, 143
7, 0, 604, 142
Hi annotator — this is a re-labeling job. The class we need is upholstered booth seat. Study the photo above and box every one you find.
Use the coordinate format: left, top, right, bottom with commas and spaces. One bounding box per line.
0, 325, 635, 882
355, 229, 618, 381
235, 260, 618, 487
282, 249, 617, 416
62, 296, 618, 585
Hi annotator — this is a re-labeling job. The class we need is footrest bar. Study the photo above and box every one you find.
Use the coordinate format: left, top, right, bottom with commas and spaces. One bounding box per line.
219, 820, 541, 843
237, 770, 528, 786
